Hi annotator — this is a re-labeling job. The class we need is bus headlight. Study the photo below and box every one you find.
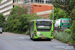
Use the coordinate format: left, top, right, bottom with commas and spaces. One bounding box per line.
34, 31, 37, 36
51, 31, 53, 36
37, 32, 40, 34
37, 32, 40, 36
59, 26, 60, 28
39, 34, 43, 36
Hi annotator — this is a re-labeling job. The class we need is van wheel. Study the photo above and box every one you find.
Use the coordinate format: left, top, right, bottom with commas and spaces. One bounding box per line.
0, 32, 2, 34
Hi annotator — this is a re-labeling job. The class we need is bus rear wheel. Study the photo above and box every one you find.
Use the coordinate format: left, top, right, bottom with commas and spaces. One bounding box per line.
47, 39, 51, 41
32, 34, 36, 41
0, 32, 2, 34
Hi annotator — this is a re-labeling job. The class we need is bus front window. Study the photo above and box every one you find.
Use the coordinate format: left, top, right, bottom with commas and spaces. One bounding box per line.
62, 20, 70, 23
36, 21, 52, 31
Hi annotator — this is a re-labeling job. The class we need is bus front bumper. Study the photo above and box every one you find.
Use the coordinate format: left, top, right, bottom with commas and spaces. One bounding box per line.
35, 37, 53, 39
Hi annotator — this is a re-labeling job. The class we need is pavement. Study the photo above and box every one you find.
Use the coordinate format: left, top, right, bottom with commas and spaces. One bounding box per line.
0, 32, 75, 50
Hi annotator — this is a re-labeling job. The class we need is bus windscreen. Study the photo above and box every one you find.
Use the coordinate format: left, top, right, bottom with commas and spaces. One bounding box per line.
62, 20, 70, 23
36, 21, 52, 31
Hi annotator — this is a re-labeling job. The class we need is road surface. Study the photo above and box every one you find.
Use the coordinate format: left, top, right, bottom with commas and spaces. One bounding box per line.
0, 32, 74, 50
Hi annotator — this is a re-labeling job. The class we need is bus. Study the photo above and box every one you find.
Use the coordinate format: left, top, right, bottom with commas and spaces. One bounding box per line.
29, 19, 54, 40
55, 18, 71, 30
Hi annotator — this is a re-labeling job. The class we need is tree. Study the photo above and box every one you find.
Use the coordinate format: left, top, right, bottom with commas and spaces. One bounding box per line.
50, 0, 75, 44
49, 7, 69, 20
0, 13, 5, 27
6, 6, 28, 33
70, 20, 75, 44
51, 0, 75, 14
0, 0, 2, 3
19, 14, 30, 32
70, 8, 75, 44
69, 8, 75, 20
6, 6, 41, 33
30, 13, 40, 20
10, 6, 27, 16
69, 0, 75, 11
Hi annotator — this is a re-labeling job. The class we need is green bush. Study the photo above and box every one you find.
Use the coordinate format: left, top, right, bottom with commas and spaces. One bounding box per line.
64, 29, 71, 34
5, 6, 41, 34
0, 0, 2, 3
6, 14, 30, 33
69, 8, 75, 20
54, 31, 71, 43
0, 13, 5, 27
50, 7, 69, 20
70, 20, 75, 44
25, 30, 29, 35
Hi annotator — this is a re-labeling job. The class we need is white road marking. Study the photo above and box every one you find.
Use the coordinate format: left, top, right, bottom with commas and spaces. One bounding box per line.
20, 37, 25, 39
53, 45, 74, 49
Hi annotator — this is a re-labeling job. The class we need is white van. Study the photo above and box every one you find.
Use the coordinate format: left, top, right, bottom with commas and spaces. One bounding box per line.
0, 28, 2, 34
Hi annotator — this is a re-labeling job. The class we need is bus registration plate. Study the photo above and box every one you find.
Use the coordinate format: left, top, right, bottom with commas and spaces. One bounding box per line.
41, 37, 46, 39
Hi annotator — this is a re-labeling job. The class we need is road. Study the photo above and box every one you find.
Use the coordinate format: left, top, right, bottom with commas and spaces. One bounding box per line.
0, 32, 74, 50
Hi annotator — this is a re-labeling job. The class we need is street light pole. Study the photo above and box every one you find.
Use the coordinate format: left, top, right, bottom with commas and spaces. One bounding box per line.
23, 0, 25, 7
53, 6, 54, 21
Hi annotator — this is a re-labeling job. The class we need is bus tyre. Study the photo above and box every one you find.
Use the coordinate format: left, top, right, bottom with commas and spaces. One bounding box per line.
32, 34, 34, 40
0, 32, 2, 34
32, 34, 35, 41
48, 39, 51, 41
30, 38, 32, 40
29, 32, 31, 37
30, 34, 33, 40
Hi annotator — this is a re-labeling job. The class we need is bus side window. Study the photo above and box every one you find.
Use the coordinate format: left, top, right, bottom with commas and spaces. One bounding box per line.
32, 21, 34, 31
30, 22, 33, 29
31, 21, 34, 32
30, 22, 31, 31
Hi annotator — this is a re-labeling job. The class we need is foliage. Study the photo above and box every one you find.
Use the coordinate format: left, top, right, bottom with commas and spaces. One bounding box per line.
69, 0, 75, 12
30, 13, 40, 20
19, 14, 30, 32
50, 7, 69, 20
51, 0, 75, 14
25, 30, 29, 35
0, 0, 2, 3
54, 31, 71, 43
10, 6, 27, 15
64, 29, 71, 34
51, 0, 75, 44
5, 6, 28, 33
5, 6, 41, 33
69, 8, 75, 20
6, 14, 29, 33
0, 13, 5, 27
70, 20, 75, 44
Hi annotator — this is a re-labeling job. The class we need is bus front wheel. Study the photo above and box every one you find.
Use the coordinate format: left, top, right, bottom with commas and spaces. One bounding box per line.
30, 38, 32, 40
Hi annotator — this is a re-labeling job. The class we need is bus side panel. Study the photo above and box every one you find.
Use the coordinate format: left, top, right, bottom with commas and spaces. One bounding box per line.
50, 20, 53, 39
30, 21, 34, 39
33, 20, 37, 39
33, 20, 54, 39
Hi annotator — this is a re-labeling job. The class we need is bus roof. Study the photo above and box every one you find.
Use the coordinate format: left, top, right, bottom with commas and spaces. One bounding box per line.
56, 18, 71, 20
60, 18, 71, 20
36, 19, 52, 21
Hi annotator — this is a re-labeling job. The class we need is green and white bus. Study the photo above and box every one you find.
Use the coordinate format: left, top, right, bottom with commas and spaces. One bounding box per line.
29, 19, 54, 40
55, 18, 71, 30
